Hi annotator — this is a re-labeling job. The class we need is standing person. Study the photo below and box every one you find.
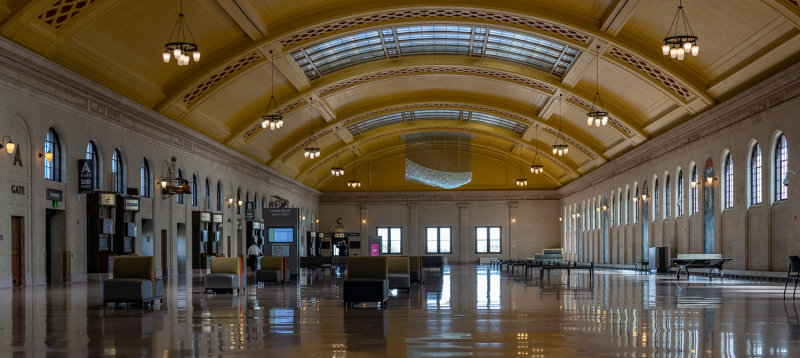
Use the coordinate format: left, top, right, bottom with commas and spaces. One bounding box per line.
247, 242, 261, 272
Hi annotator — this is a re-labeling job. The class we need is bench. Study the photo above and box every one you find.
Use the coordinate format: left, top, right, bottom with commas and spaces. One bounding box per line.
671, 254, 732, 280
538, 261, 594, 288
103, 256, 163, 307
421, 256, 444, 272
343, 256, 389, 308
635, 260, 650, 272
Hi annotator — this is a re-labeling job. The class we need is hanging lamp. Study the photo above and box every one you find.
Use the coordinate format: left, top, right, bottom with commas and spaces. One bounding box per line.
261, 50, 284, 130
330, 127, 344, 176
586, 46, 609, 127
552, 94, 568, 156
161, 0, 200, 66
661, 0, 699, 60
530, 125, 544, 174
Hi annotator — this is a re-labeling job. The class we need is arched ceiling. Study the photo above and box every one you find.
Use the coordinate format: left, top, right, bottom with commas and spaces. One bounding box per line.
2, 0, 800, 191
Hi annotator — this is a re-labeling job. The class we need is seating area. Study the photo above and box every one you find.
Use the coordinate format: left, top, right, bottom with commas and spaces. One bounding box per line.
421, 256, 444, 272
204, 257, 246, 294
670, 254, 732, 280
409, 256, 424, 285
256, 257, 289, 285
387, 257, 410, 291
102, 256, 163, 307
342, 256, 389, 308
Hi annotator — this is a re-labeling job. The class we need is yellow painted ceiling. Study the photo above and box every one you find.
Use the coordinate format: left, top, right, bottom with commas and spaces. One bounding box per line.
2, 0, 799, 191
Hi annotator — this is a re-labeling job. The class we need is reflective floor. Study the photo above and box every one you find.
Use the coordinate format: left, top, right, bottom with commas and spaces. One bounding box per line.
1, 265, 799, 357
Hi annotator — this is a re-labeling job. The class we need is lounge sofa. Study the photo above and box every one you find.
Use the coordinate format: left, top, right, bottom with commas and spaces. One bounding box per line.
343, 256, 389, 308
387, 256, 410, 291
256, 256, 289, 285
409, 256, 424, 284
421, 255, 444, 272
103, 256, 163, 307
204, 257, 245, 294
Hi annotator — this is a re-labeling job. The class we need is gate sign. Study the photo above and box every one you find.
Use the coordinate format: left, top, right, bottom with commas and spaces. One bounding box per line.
78, 159, 94, 193
245, 201, 255, 220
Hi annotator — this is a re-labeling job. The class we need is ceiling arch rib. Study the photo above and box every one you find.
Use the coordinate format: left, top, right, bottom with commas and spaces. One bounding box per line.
270, 101, 604, 168
231, 62, 643, 148
302, 125, 570, 189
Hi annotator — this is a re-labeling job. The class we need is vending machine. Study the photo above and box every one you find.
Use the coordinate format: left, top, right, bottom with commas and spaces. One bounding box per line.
319, 233, 332, 257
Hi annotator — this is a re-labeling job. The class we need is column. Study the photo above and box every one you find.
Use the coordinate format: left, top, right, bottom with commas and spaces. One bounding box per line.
507, 202, 518, 260
458, 203, 468, 263
408, 203, 418, 255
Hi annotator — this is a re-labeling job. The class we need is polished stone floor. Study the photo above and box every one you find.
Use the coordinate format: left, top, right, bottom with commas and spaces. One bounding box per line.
0, 265, 799, 357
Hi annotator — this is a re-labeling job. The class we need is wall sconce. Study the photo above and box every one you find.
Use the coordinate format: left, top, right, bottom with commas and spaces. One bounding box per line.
361, 218, 367, 224
237, 199, 243, 206
641, 194, 648, 201
1, 136, 14, 154
602, 205, 608, 211
160, 179, 168, 189
511, 217, 517, 223
559, 217, 563, 222
706, 176, 713, 185
690, 180, 697, 188
226, 197, 234, 207
39, 150, 53, 162
302, 216, 306, 221
315, 219, 319, 224
633, 197, 638, 203
576, 213, 581, 218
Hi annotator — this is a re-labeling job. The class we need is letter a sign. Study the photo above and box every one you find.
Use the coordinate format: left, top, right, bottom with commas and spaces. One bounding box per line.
78, 159, 94, 193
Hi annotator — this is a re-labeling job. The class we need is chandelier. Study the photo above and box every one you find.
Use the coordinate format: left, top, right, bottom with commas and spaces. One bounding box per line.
330, 127, 345, 176
347, 179, 362, 188
662, 0, 699, 60
516, 166, 528, 187
530, 125, 544, 175
303, 100, 321, 159
552, 94, 569, 156
261, 50, 284, 130
160, 156, 191, 195
161, 0, 200, 66
586, 46, 608, 127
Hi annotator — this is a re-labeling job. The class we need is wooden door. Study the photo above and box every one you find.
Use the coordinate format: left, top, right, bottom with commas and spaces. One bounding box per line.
12, 217, 22, 287
161, 230, 168, 278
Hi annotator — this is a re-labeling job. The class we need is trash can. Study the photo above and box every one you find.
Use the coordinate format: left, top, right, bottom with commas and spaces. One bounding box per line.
649, 247, 670, 273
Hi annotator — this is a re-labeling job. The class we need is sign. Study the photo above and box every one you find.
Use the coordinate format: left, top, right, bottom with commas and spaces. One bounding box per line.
347, 232, 361, 237
11, 185, 25, 195
124, 197, 140, 212
78, 159, 94, 193
200, 212, 211, 222
212, 213, 223, 223
99, 193, 116, 206
268, 208, 293, 217
46, 188, 63, 201
245, 201, 254, 220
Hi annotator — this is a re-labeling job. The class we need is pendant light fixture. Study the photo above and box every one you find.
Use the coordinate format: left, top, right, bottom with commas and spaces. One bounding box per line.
552, 94, 568, 157
515, 165, 528, 187
330, 127, 344, 176
530, 125, 544, 175
161, 0, 200, 66
586, 46, 608, 127
303, 99, 321, 159
661, 0, 699, 60
261, 50, 284, 130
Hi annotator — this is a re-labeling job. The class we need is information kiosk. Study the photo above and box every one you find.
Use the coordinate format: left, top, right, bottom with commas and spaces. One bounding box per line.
263, 208, 299, 281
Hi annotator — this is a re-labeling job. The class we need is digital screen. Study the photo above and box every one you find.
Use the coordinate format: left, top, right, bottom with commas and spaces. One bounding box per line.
268, 227, 294, 243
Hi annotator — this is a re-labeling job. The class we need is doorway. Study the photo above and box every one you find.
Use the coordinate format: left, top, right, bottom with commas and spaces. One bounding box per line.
160, 230, 168, 278
45, 210, 66, 285
141, 219, 154, 256
11, 217, 23, 287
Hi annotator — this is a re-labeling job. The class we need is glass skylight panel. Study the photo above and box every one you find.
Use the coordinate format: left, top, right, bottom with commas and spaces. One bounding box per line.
353, 112, 405, 134
349, 110, 527, 136
292, 25, 579, 79
412, 109, 463, 121
469, 112, 527, 134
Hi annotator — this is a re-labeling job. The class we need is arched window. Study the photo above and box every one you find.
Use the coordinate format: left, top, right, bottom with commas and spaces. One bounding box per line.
176, 169, 185, 204
191, 174, 198, 207
140, 159, 151, 198
237, 189, 241, 215
664, 174, 671, 219
676, 170, 684, 216
653, 179, 660, 220
633, 185, 639, 223
617, 190, 622, 226
205, 178, 211, 210
625, 188, 630, 224
609, 193, 614, 228
112, 149, 124, 193
216, 181, 223, 211
85, 141, 100, 189
776, 134, 788, 201
44, 128, 61, 181
690, 166, 699, 214
724, 153, 733, 209
751, 144, 762, 205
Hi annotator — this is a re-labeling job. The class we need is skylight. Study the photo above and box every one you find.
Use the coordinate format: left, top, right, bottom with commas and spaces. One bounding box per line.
346, 110, 527, 136
292, 24, 579, 79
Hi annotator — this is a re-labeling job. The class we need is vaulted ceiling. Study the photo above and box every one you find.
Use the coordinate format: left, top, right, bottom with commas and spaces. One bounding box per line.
2, 0, 799, 191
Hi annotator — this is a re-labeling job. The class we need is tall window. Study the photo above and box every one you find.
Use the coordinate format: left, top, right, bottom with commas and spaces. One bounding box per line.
44, 128, 61, 181
676, 170, 684, 216
205, 178, 211, 209
236, 189, 241, 214
112, 149, 124, 193
85, 141, 100, 189
617, 191, 622, 226
691, 166, 699, 214
633, 186, 639, 223
724, 154, 733, 209
426, 227, 451, 254
191, 174, 198, 207
609, 197, 614, 228
625, 189, 630, 224
216, 181, 223, 211
476, 226, 501, 253
140, 159, 151, 198
664, 174, 671, 219
776, 134, 788, 201
176, 169, 185, 204
751, 144, 762, 205
377, 227, 402, 254
653, 179, 660, 220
